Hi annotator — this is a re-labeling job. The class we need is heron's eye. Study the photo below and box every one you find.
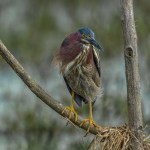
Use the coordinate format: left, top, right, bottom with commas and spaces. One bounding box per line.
82, 34, 88, 38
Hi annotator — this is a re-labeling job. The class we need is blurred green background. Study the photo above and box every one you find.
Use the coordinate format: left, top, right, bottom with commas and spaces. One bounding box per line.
0, 0, 150, 150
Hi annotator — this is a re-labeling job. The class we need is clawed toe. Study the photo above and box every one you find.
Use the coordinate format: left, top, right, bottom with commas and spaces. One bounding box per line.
62, 106, 78, 122
80, 118, 101, 136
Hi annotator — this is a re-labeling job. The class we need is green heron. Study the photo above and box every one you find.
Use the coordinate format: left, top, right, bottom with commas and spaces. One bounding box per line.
54, 27, 103, 134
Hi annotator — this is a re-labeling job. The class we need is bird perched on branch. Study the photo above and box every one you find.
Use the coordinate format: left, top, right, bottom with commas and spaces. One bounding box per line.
54, 27, 103, 135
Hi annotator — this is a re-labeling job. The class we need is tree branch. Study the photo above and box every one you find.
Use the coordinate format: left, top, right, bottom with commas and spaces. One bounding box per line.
87, 135, 101, 150
120, 0, 143, 149
0, 40, 100, 135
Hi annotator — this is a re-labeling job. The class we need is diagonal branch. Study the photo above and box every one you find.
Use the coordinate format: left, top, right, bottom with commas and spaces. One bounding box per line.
0, 40, 100, 135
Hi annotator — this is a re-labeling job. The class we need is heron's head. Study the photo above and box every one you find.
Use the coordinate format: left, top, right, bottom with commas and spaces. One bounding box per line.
78, 27, 103, 51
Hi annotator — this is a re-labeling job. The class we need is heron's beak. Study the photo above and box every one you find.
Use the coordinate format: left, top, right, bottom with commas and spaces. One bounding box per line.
87, 38, 104, 51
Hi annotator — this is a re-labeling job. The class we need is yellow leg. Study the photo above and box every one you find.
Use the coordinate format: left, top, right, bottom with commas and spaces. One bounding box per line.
80, 100, 101, 136
62, 91, 78, 122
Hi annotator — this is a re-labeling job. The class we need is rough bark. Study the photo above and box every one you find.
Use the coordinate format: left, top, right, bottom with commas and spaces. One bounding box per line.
120, 0, 143, 149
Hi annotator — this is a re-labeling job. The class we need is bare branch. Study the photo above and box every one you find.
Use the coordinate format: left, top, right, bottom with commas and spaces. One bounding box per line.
0, 40, 100, 135
87, 134, 101, 150
120, 0, 143, 149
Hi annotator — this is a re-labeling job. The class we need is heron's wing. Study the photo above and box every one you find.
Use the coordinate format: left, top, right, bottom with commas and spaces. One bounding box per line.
93, 47, 101, 77
63, 76, 84, 107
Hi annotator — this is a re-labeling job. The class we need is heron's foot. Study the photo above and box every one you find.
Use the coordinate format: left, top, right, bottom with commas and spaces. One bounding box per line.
62, 106, 78, 122
80, 118, 101, 136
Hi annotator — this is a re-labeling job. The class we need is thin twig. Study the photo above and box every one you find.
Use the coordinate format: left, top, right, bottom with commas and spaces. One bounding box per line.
87, 134, 102, 150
